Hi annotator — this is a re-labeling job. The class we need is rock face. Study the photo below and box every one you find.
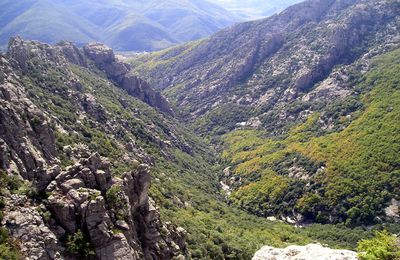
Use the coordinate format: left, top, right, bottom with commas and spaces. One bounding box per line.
131, 0, 399, 123
2, 195, 68, 260
385, 199, 400, 222
0, 51, 58, 189
252, 244, 358, 260
83, 43, 173, 115
7, 37, 172, 116
0, 38, 187, 259
45, 153, 186, 260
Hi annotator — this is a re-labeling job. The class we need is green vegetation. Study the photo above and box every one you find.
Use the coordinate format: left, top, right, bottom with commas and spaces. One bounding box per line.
0, 171, 22, 259
0, 0, 237, 51
106, 185, 128, 221
0, 170, 37, 199
131, 40, 204, 73
5, 38, 398, 259
164, 201, 376, 259
221, 49, 400, 225
357, 231, 400, 260
0, 234, 21, 260
67, 230, 96, 258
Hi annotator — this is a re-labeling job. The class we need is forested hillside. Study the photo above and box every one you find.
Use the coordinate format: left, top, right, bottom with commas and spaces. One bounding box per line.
0, 0, 239, 51
130, 0, 400, 226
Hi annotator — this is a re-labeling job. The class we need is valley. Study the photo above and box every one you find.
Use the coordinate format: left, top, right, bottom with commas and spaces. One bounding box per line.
130, 0, 400, 226
0, 0, 400, 259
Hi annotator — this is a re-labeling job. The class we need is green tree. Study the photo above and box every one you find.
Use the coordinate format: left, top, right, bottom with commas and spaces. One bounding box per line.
67, 230, 95, 258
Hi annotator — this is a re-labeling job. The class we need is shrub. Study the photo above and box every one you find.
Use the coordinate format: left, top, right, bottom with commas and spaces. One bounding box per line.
0, 227, 21, 260
0, 244, 20, 260
106, 185, 127, 220
357, 230, 400, 260
0, 227, 8, 244
17, 183, 38, 199
0, 171, 23, 193
67, 230, 95, 258
0, 197, 5, 209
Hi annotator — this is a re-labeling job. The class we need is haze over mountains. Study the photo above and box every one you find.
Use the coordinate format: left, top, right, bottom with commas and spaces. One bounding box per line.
0, 0, 240, 51
209, 0, 303, 20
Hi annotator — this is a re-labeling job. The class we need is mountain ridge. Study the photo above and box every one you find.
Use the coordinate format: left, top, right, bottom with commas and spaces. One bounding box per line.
0, 0, 240, 51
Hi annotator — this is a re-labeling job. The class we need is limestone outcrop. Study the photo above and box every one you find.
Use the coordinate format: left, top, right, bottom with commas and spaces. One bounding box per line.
252, 244, 358, 260
83, 43, 173, 115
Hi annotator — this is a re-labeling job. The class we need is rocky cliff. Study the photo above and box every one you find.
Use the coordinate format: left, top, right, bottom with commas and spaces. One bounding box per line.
8, 37, 173, 116
1, 0, 400, 258
131, 0, 399, 127
82, 43, 173, 115
0, 38, 186, 259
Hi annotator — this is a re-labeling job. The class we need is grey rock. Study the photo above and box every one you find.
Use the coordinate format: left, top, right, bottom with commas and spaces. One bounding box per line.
56, 41, 87, 67
84, 43, 115, 65
252, 244, 358, 260
2, 195, 67, 260
0, 52, 57, 188
1, 38, 187, 260
83, 42, 173, 115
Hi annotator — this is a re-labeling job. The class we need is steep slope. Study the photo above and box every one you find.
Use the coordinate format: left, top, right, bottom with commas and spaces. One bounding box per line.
0, 38, 190, 259
222, 49, 400, 225
0, 38, 377, 259
130, 0, 400, 225
0, 0, 240, 51
131, 0, 399, 123
0, 0, 99, 45
140, 0, 239, 42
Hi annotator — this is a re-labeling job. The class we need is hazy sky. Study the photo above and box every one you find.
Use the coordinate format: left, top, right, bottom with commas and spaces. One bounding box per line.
208, 0, 303, 20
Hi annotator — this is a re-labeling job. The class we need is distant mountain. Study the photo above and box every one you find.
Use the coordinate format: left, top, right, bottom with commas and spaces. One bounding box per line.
0, 0, 240, 51
208, 0, 304, 20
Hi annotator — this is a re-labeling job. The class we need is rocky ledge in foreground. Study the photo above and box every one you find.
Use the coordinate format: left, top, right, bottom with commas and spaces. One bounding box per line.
252, 244, 358, 260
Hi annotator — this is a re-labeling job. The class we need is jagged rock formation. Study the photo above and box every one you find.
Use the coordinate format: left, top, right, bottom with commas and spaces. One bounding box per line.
3, 194, 67, 259
83, 43, 173, 115
0, 38, 187, 259
252, 244, 358, 260
1, 0, 400, 258
0, 52, 58, 189
8, 36, 172, 115
44, 153, 186, 260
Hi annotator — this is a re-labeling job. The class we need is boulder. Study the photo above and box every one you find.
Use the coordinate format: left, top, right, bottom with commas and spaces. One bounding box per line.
2, 195, 67, 260
56, 41, 87, 67
252, 244, 358, 260
83, 43, 115, 64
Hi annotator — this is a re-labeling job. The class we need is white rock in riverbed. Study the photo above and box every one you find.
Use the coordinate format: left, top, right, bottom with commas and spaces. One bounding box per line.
252, 244, 358, 260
